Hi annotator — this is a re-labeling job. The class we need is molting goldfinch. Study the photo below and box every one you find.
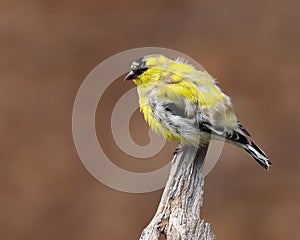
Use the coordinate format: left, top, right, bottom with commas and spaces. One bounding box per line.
125, 54, 271, 170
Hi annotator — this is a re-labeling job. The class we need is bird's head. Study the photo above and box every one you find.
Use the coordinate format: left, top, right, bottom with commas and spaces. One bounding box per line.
124, 54, 170, 85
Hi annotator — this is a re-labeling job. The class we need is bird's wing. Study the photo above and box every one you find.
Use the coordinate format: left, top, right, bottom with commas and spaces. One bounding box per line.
198, 115, 251, 144
162, 99, 197, 120
160, 73, 248, 138
237, 121, 251, 137
162, 99, 231, 139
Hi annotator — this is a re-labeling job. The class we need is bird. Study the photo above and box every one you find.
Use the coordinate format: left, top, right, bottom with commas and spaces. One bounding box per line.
125, 54, 271, 170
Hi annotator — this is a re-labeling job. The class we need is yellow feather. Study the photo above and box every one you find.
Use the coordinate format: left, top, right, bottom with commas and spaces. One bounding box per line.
132, 55, 233, 143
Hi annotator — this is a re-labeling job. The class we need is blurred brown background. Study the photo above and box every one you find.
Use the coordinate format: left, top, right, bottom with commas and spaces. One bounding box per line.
1, 0, 299, 239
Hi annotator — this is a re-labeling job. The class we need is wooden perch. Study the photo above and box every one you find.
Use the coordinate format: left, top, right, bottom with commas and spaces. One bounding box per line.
139, 145, 216, 240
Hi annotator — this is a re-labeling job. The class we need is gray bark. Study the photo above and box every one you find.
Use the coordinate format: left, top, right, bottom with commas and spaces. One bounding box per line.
139, 145, 215, 240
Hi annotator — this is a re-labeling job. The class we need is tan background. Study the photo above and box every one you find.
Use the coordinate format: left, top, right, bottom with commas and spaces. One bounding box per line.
1, 0, 299, 239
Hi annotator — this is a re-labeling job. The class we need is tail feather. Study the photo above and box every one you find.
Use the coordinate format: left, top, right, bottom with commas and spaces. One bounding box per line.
243, 141, 271, 170
199, 121, 271, 170
223, 130, 271, 170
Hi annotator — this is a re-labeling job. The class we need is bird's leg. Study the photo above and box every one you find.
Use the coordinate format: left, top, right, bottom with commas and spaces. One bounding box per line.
173, 145, 181, 155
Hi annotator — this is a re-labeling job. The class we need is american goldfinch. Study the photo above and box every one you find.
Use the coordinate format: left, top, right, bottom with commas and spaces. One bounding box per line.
125, 54, 271, 170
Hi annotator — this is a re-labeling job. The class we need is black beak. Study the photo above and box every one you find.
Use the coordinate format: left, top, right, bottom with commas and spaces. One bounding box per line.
124, 71, 135, 81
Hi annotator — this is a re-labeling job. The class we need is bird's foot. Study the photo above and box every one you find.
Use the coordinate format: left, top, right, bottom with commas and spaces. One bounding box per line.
173, 146, 181, 155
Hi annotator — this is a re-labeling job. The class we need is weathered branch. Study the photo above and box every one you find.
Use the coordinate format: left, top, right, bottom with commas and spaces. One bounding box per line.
139, 145, 215, 240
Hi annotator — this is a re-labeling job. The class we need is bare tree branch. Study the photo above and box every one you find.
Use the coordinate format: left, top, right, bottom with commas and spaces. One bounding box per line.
139, 145, 215, 240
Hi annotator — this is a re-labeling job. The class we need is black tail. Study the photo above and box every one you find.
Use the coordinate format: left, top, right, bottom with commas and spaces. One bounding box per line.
243, 141, 271, 170
199, 120, 271, 170
225, 130, 271, 170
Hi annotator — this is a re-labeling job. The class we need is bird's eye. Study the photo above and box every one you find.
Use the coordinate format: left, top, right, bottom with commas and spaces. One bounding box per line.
133, 67, 148, 75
